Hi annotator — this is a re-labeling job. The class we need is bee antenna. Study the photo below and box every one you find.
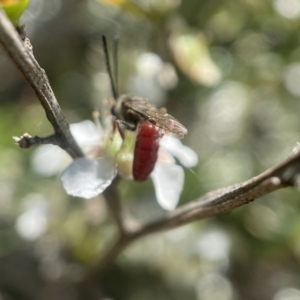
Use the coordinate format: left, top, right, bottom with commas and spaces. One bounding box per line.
113, 35, 119, 97
102, 35, 118, 99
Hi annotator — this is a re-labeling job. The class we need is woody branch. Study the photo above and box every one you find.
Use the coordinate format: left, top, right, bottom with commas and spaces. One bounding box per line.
84, 152, 300, 279
1, 7, 300, 282
0, 8, 83, 159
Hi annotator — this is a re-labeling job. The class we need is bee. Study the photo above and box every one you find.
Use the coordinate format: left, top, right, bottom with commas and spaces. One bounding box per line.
102, 35, 187, 180
111, 94, 187, 139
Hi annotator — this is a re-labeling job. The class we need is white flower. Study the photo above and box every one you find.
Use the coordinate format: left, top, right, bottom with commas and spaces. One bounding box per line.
31, 118, 117, 199
151, 135, 198, 210
31, 118, 198, 210
31, 119, 104, 176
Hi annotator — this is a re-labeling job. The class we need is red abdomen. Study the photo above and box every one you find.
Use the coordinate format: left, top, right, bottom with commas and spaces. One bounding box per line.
133, 121, 162, 181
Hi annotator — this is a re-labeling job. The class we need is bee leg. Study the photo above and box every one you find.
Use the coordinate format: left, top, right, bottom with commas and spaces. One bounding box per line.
114, 120, 125, 140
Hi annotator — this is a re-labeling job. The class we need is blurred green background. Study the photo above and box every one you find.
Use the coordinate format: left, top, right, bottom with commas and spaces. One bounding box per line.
1, 0, 300, 299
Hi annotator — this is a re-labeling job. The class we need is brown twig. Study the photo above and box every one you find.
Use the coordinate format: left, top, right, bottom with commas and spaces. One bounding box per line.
103, 176, 129, 234
13, 133, 61, 148
83, 151, 300, 280
0, 8, 83, 159
103, 175, 141, 236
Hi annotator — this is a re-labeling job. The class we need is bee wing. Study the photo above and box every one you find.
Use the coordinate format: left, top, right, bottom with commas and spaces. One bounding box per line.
145, 108, 187, 139
125, 98, 187, 139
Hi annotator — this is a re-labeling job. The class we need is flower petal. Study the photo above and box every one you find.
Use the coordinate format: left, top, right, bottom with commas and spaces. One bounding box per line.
61, 157, 116, 199
161, 136, 198, 168
157, 149, 175, 163
151, 161, 184, 211
31, 145, 71, 176
70, 120, 102, 151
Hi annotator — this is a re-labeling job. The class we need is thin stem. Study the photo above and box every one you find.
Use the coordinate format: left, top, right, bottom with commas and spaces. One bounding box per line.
103, 176, 127, 234
103, 176, 140, 235
13, 133, 61, 148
